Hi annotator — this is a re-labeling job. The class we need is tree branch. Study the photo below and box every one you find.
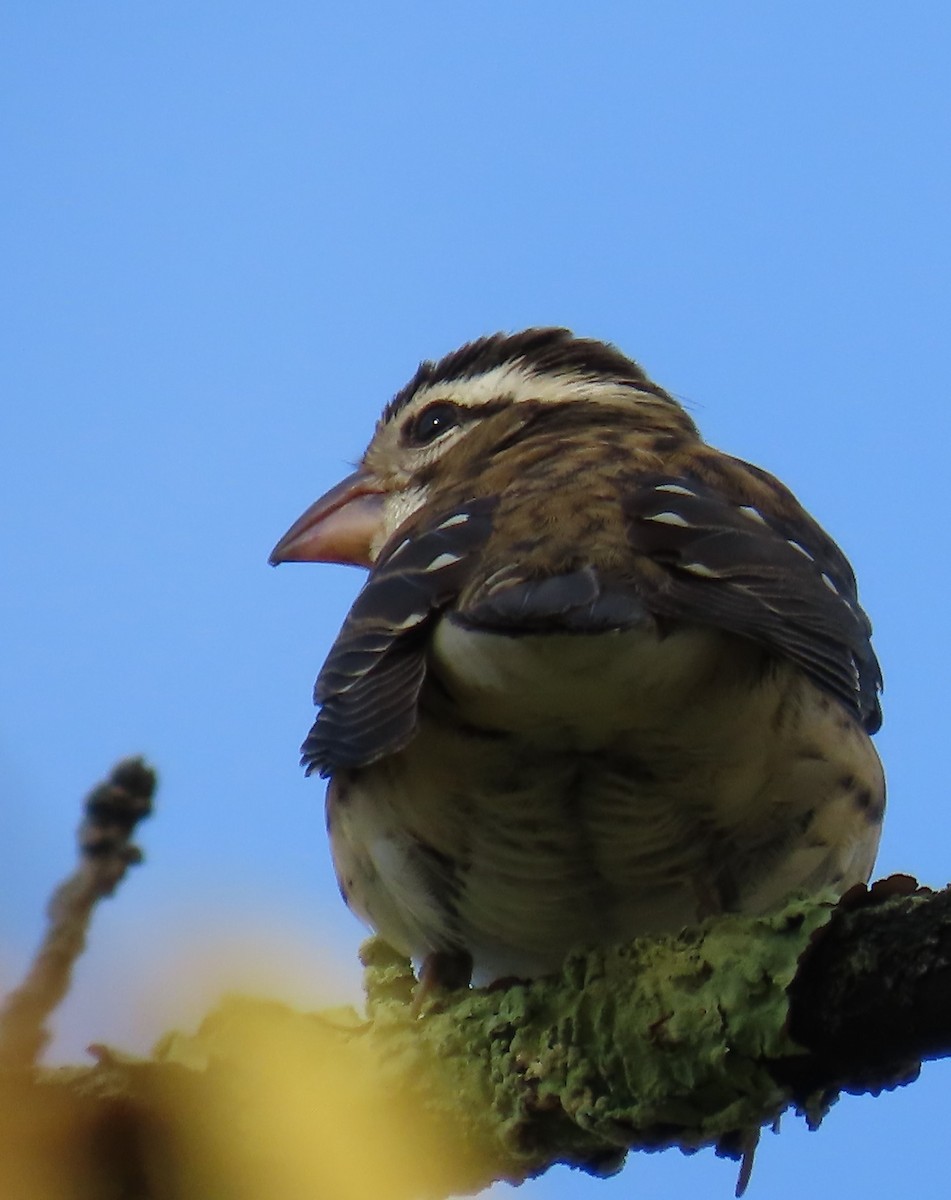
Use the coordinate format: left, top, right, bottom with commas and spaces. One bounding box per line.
2, 877, 949, 1198
777, 874, 948, 1103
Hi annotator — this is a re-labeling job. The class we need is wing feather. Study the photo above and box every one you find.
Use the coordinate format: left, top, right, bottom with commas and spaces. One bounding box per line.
623, 471, 882, 732
302, 497, 496, 775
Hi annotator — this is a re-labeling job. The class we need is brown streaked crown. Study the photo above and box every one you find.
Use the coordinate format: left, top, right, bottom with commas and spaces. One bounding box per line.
383, 327, 675, 423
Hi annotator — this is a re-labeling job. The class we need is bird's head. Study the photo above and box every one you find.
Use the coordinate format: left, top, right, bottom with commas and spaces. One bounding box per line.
268, 327, 695, 569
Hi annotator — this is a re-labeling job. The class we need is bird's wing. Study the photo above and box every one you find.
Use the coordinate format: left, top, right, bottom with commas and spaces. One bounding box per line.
456, 466, 881, 735
303, 497, 496, 775
620, 468, 882, 732
308, 465, 881, 776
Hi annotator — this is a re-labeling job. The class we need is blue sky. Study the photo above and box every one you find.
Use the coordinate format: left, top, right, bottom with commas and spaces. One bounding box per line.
2, 3, 950, 1197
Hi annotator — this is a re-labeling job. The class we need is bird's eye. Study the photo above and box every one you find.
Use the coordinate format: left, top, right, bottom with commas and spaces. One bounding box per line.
405, 402, 461, 446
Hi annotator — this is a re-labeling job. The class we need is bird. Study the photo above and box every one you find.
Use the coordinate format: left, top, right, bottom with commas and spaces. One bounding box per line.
270, 328, 884, 994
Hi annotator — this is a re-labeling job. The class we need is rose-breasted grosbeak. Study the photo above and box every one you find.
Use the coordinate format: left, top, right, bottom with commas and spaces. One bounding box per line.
270, 328, 884, 990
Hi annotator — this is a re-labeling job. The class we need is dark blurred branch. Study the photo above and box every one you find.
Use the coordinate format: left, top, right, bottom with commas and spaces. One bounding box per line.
776, 875, 951, 1103
0, 758, 156, 1068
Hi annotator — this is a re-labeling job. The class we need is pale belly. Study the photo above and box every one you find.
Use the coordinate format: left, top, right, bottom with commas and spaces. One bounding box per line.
327, 621, 884, 981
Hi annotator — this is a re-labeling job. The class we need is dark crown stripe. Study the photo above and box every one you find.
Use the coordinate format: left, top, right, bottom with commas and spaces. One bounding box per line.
384, 328, 665, 421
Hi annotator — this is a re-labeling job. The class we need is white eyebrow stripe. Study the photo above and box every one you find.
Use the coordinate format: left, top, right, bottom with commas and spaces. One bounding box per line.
644, 511, 691, 527
738, 505, 768, 526
680, 561, 720, 577
423, 552, 465, 572
654, 483, 696, 496
410, 360, 657, 409
787, 539, 814, 561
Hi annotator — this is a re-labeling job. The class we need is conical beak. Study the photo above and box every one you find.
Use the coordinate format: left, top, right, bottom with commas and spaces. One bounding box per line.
269, 469, 386, 568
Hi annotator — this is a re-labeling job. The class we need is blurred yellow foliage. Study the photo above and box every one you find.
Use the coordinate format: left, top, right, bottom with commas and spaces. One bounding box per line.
161, 998, 472, 1200
0, 995, 475, 1200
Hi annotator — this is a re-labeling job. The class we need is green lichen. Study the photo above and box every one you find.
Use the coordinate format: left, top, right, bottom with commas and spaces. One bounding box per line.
0, 893, 844, 1199
6, 885, 941, 1198
356, 892, 839, 1187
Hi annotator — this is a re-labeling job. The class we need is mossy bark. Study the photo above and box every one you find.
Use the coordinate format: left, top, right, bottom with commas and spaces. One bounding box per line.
1, 883, 948, 1199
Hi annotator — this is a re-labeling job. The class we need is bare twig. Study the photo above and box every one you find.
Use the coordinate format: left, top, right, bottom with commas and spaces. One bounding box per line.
0, 757, 156, 1068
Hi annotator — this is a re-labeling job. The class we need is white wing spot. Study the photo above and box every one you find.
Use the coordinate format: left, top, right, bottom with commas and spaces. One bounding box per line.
386, 537, 412, 561
482, 566, 517, 594
391, 611, 428, 631
435, 512, 470, 530
654, 483, 695, 497
645, 510, 691, 527
738, 505, 768, 526
423, 552, 464, 572
681, 561, 720, 578
787, 539, 815, 561
820, 572, 839, 595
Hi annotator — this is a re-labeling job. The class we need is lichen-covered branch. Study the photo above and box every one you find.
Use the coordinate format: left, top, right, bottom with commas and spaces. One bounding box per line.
778, 875, 950, 1102
2, 879, 949, 1199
